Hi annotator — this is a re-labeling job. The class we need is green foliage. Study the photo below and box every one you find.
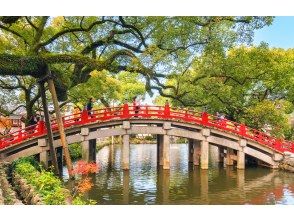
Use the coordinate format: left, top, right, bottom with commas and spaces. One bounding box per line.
72, 196, 96, 205
160, 45, 294, 139
69, 143, 82, 160
68, 70, 145, 106
43, 187, 70, 205
12, 156, 41, 172
244, 100, 293, 138
0, 16, 272, 116
13, 159, 69, 205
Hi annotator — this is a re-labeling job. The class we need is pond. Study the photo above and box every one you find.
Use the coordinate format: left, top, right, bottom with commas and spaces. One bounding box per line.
64, 144, 294, 205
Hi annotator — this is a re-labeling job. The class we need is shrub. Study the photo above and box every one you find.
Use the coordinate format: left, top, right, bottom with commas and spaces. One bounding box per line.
69, 143, 82, 160
13, 160, 69, 205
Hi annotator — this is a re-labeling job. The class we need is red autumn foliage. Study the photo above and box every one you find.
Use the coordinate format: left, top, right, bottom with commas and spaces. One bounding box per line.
72, 160, 100, 175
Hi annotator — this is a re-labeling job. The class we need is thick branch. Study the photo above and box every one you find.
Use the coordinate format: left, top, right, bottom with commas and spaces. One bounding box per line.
0, 24, 29, 45
118, 16, 148, 48
36, 20, 105, 50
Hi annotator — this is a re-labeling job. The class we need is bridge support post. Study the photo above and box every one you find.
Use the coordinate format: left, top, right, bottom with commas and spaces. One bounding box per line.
157, 169, 170, 203
39, 151, 49, 169
122, 134, 130, 170
237, 139, 246, 169
210, 145, 220, 162
226, 148, 234, 166
193, 140, 201, 166
162, 122, 171, 170
200, 170, 209, 203
56, 147, 63, 175
237, 151, 245, 169
38, 139, 49, 169
188, 139, 194, 163
157, 135, 164, 166
201, 140, 209, 169
122, 121, 131, 170
219, 148, 224, 164
201, 129, 210, 169
123, 170, 130, 204
162, 135, 170, 169
81, 128, 97, 163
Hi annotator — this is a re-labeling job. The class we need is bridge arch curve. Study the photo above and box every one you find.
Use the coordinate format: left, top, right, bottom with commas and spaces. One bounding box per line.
0, 117, 284, 169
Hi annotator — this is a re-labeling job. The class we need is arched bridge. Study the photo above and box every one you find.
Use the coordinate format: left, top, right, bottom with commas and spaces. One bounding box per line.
0, 104, 293, 170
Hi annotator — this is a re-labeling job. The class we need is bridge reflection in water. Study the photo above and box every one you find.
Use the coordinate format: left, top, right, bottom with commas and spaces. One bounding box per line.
64, 144, 294, 205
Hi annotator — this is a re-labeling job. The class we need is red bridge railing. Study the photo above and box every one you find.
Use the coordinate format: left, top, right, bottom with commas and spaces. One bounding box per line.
0, 104, 293, 153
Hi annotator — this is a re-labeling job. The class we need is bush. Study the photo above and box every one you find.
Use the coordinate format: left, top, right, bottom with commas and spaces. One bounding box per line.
144, 135, 155, 141
11, 156, 41, 172
13, 160, 69, 205
69, 143, 82, 160
72, 196, 96, 205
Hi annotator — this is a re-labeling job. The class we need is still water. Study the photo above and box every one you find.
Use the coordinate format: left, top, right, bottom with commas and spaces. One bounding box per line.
66, 144, 294, 205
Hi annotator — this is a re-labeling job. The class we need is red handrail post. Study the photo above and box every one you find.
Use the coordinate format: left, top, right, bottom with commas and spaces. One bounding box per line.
239, 124, 246, 136
81, 109, 89, 124
37, 120, 45, 135
201, 112, 208, 125
122, 103, 129, 118
17, 130, 23, 141
145, 105, 149, 117
257, 132, 263, 143
274, 139, 283, 152
291, 143, 294, 153
103, 108, 109, 120
185, 109, 189, 121
164, 102, 170, 118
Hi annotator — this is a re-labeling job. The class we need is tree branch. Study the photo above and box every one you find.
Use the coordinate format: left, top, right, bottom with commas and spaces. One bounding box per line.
118, 16, 148, 48
0, 24, 29, 45
36, 19, 106, 50
25, 16, 38, 30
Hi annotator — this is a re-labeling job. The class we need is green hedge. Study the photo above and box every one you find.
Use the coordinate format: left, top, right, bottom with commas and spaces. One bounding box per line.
13, 158, 69, 205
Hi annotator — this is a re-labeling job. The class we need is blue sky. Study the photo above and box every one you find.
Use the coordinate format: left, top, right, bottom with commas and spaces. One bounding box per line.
253, 16, 294, 49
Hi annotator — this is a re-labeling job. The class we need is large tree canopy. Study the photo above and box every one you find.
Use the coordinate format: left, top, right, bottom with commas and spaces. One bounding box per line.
0, 16, 272, 91
0, 16, 273, 126
158, 44, 294, 138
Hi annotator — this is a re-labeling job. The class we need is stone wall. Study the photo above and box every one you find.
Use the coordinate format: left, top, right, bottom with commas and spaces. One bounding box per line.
0, 185, 4, 205
12, 173, 44, 205
0, 163, 23, 205
279, 152, 294, 172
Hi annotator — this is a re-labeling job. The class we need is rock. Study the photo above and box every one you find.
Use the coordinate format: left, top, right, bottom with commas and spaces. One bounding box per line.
284, 151, 294, 158
279, 157, 294, 173
31, 195, 42, 204
13, 200, 24, 205
0, 189, 4, 205
25, 188, 35, 204
284, 159, 294, 167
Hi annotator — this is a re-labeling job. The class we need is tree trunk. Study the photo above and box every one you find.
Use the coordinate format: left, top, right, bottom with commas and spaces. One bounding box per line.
39, 82, 60, 176
47, 77, 74, 178
25, 91, 34, 126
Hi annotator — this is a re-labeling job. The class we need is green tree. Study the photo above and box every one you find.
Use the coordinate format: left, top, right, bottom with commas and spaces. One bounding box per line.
0, 16, 272, 119
159, 45, 294, 138
68, 70, 145, 107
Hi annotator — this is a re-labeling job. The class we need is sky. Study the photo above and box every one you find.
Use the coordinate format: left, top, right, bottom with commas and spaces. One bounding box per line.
253, 16, 294, 49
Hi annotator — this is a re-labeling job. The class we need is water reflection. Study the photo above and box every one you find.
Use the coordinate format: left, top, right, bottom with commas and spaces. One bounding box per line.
65, 144, 294, 205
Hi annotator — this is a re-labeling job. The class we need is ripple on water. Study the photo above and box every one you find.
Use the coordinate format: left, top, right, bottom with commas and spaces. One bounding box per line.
63, 144, 294, 205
